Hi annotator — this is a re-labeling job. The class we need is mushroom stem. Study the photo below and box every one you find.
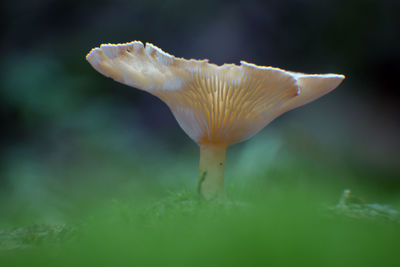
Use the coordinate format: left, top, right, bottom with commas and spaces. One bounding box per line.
198, 143, 227, 199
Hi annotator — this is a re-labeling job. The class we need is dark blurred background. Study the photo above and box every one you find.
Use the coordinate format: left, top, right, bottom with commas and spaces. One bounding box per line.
1, 0, 399, 221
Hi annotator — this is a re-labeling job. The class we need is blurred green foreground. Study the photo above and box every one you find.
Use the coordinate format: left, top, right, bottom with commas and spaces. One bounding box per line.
1, 145, 399, 267
0, 189, 399, 267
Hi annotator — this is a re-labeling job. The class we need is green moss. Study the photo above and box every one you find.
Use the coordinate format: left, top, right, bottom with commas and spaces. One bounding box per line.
1, 187, 399, 267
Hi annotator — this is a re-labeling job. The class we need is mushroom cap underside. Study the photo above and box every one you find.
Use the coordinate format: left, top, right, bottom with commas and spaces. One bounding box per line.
87, 41, 344, 145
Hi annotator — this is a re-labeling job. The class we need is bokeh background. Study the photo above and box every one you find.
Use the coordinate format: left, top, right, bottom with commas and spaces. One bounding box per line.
1, 0, 399, 222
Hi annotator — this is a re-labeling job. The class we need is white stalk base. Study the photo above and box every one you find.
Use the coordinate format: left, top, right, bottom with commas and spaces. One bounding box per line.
198, 143, 227, 200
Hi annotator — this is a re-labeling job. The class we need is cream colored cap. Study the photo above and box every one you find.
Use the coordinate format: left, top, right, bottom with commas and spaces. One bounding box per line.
87, 41, 344, 146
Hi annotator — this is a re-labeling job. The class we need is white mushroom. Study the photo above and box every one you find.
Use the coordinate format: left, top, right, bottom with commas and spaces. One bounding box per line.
86, 41, 345, 199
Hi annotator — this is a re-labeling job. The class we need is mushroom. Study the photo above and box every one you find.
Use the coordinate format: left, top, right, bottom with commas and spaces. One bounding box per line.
86, 41, 344, 199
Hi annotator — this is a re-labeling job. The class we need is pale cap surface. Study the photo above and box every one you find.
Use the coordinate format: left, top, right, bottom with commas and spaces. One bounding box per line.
87, 41, 344, 145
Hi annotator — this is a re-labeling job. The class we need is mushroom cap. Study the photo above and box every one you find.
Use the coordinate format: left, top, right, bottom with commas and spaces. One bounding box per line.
87, 41, 344, 146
